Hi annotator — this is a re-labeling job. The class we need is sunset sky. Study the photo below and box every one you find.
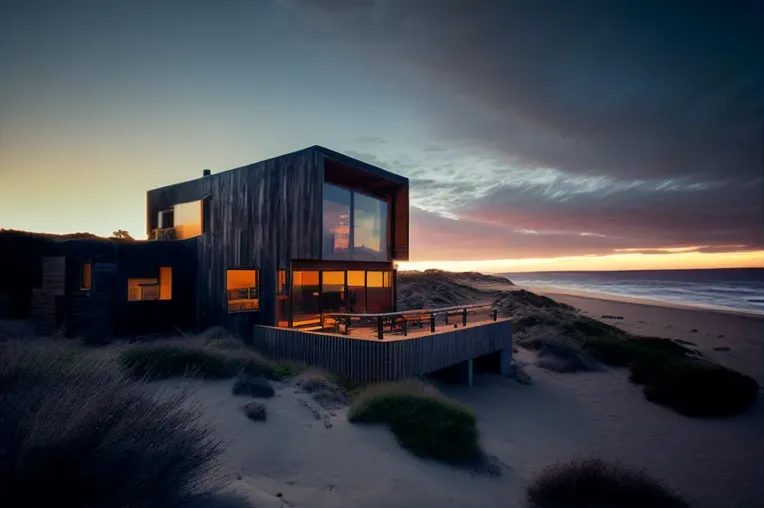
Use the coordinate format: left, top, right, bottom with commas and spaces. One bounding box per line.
1, 1, 762, 273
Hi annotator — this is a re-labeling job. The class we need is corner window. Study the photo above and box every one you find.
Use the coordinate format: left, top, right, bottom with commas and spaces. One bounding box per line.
322, 183, 389, 261
80, 263, 92, 290
227, 269, 259, 312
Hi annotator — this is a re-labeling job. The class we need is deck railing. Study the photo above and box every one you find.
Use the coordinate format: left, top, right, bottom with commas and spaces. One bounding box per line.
322, 303, 498, 340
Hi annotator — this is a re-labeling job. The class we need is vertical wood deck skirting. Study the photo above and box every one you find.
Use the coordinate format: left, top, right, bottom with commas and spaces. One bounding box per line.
253, 319, 513, 382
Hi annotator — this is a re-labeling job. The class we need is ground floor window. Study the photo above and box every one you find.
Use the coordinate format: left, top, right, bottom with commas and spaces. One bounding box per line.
290, 268, 394, 327
127, 267, 172, 302
227, 269, 259, 312
276, 269, 289, 327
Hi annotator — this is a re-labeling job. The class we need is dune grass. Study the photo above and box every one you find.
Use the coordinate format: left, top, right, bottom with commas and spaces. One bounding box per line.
348, 380, 481, 463
118, 341, 299, 382
527, 458, 689, 508
0, 342, 221, 508
583, 335, 759, 416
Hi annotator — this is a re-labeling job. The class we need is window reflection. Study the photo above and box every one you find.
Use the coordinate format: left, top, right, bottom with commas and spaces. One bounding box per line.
322, 183, 389, 261
354, 192, 387, 261
322, 184, 351, 259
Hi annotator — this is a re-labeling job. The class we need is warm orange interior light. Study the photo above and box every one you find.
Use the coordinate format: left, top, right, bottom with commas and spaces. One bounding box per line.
80, 263, 92, 290
159, 266, 172, 300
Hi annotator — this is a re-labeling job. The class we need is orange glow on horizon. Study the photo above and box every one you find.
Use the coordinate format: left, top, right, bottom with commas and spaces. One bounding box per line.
398, 250, 764, 273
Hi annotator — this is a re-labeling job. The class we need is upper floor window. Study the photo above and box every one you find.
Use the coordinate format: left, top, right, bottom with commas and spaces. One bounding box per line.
227, 269, 258, 312
173, 200, 203, 239
322, 183, 388, 261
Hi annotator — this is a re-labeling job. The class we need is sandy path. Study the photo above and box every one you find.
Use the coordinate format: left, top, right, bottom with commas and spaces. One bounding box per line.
525, 287, 764, 385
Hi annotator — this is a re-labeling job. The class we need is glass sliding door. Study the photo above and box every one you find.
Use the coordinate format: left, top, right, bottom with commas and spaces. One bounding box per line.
321, 271, 347, 314
347, 270, 366, 313
292, 270, 320, 327
366, 270, 393, 313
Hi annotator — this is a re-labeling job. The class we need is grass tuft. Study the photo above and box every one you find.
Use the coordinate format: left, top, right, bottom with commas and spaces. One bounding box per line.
527, 458, 689, 508
348, 380, 481, 463
0, 342, 221, 508
118, 342, 298, 382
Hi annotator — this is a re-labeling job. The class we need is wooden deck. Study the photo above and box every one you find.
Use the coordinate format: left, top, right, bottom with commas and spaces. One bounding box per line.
252, 318, 513, 382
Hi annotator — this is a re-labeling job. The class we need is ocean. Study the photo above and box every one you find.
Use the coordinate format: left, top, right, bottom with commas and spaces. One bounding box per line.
502, 268, 764, 316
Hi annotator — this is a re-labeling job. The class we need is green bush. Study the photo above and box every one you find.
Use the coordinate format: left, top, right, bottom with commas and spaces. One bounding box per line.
638, 359, 760, 417
583, 336, 759, 416
348, 380, 481, 463
119, 343, 295, 381
0, 343, 221, 508
527, 458, 688, 508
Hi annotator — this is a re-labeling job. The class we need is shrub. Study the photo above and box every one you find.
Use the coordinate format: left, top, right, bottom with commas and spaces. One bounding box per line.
583, 336, 759, 416
638, 359, 759, 417
232, 372, 275, 398
348, 380, 481, 463
0, 343, 221, 508
295, 369, 351, 408
242, 401, 267, 421
527, 458, 689, 508
119, 343, 294, 381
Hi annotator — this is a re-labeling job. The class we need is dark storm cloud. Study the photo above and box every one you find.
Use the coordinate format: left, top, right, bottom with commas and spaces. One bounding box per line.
283, 0, 764, 258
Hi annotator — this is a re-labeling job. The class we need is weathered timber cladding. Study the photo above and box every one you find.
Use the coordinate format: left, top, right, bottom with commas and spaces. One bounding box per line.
252, 320, 513, 382
147, 148, 323, 329
392, 186, 409, 261
31, 289, 57, 335
41, 257, 65, 296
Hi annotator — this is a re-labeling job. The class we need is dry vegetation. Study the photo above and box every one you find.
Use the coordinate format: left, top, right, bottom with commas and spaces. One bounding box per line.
0, 342, 221, 508
527, 458, 689, 508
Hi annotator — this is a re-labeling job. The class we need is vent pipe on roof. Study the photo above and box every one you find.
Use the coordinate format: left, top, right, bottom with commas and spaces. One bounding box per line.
202, 169, 211, 177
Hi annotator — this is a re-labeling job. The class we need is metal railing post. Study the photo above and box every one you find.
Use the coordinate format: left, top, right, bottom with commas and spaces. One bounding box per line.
403, 317, 408, 337
430, 313, 436, 333
377, 316, 383, 340
462, 307, 467, 326
444, 311, 448, 325
493, 308, 498, 321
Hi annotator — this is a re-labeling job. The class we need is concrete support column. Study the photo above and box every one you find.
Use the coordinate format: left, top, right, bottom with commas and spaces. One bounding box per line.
499, 348, 513, 376
458, 359, 474, 387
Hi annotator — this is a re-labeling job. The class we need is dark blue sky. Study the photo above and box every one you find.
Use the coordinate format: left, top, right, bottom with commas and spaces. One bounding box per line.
1, 0, 762, 270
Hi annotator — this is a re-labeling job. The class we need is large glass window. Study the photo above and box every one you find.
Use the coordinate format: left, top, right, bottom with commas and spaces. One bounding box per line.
173, 200, 203, 239
322, 184, 388, 261
322, 184, 351, 259
353, 192, 388, 261
292, 270, 320, 326
227, 269, 258, 312
127, 267, 172, 302
276, 269, 289, 327
366, 270, 394, 313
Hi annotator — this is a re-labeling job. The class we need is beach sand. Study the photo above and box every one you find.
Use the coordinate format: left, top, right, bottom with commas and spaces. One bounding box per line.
525, 286, 764, 385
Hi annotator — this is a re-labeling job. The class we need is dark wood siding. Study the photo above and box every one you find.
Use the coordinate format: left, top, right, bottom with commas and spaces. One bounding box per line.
392, 186, 409, 261
147, 148, 323, 330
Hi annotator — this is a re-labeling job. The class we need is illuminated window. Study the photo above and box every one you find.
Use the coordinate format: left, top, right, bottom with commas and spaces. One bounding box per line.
276, 269, 289, 327
80, 263, 92, 290
159, 267, 172, 300
128, 278, 159, 301
173, 200, 203, 239
227, 269, 258, 312
127, 267, 172, 302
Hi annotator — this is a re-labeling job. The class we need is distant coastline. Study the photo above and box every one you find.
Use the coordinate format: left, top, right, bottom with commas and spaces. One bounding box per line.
504, 268, 764, 317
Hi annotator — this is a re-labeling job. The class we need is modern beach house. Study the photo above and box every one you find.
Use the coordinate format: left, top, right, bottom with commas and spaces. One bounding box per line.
15, 146, 512, 382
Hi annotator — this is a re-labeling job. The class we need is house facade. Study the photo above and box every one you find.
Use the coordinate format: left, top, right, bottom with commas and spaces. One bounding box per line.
145, 145, 409, 337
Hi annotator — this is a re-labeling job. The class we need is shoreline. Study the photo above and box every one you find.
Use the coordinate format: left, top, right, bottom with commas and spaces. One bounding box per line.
523, 284, 764, 386
520, 284, 764, 319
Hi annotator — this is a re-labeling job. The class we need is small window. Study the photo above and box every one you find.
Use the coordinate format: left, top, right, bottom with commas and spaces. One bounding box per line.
80, 263, 92, 290
128, 278, 159, 301
277, 269, 288, 296
159, 266, 172, 300
227, 269, 258, 312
